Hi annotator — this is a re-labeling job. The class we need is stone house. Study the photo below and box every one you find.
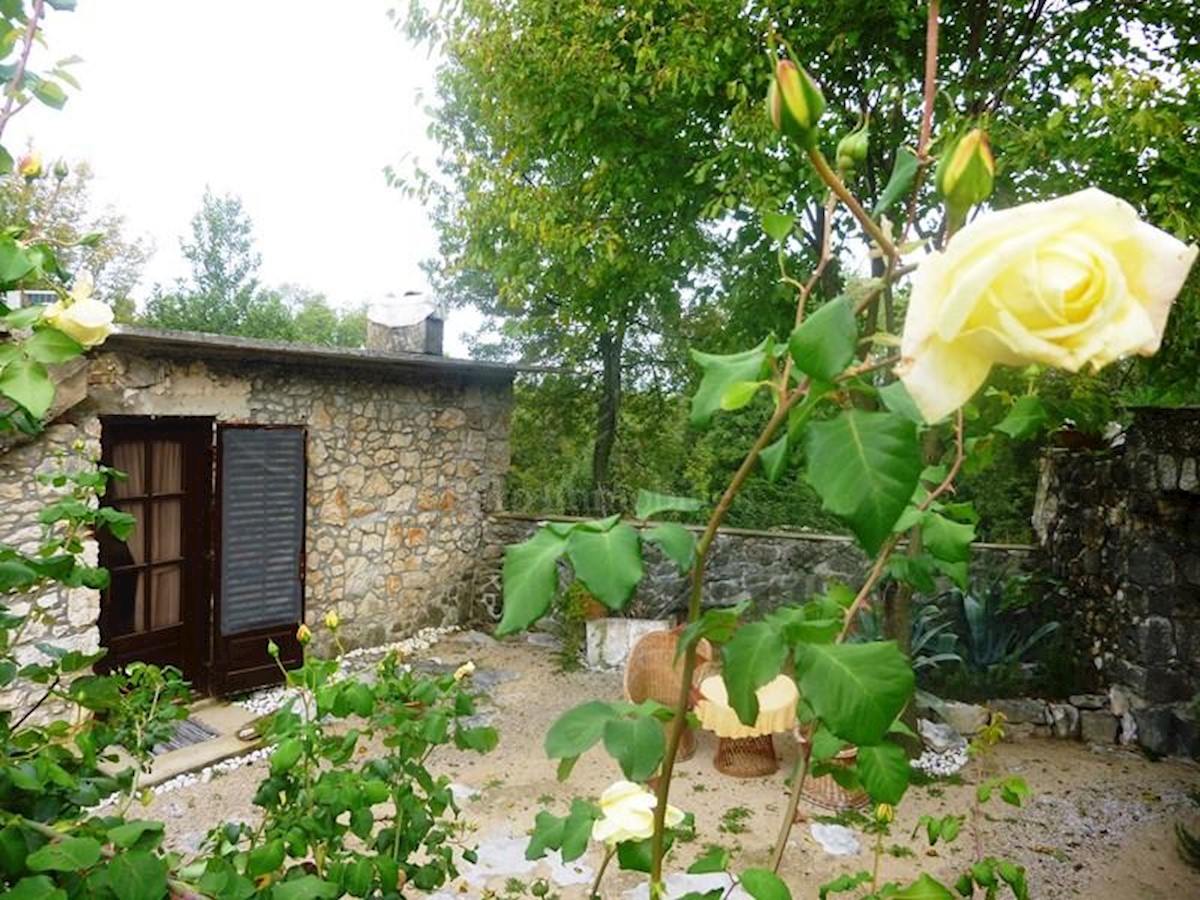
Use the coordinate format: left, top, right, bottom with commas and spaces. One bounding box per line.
0, 322, 514, 703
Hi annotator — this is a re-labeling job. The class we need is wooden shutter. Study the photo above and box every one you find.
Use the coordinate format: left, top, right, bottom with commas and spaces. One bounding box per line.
212, 425, 306, 693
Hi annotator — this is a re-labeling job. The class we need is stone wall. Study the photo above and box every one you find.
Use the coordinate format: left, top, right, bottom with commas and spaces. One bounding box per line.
1034, 408, 1200, 756
463, 514, 1035, 624
1, 346, 511, 712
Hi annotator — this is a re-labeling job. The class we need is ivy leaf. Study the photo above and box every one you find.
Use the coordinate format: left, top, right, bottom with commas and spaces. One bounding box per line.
642, 523, 696, 574
526, 810, 566, 860
107, 851, 168, 900
805, 409, 922, 555
792, 642, 914, 746
995, 395, 1047, 439
634, 490, 702, 520
544, 701, 618, 761
873, 147, 919, 216
740, 868, 793, 900
497, 527, 567, 636
759, 433, 789, 482
721, 622, 787, 725
921, 512, 975, 564
690, 338, 772, 428
762, 210, 794, 242
566, 521, 643, 611
26, 836, 103, 871
560, 798, 599, 862
788, 296, 856, 382
0, 358, 55, 419
855, 740, 911, 804
24, 327, 83, 365
603, 716, 665, 782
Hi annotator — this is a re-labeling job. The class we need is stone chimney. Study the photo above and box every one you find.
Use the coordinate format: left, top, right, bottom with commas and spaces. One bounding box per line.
365, 292, 444, 356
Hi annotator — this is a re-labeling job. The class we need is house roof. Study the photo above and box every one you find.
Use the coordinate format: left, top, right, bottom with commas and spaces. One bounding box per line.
101, 326, 527, 383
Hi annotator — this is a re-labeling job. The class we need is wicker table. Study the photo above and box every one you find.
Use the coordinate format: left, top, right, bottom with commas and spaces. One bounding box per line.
694, 674, 799, 777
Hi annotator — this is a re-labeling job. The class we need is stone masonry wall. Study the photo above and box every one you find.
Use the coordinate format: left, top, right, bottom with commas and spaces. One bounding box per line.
460, 515, 1034, 625
1033, 408, 1200, 756
1, 348, 510, 712
0, 421, 102, 716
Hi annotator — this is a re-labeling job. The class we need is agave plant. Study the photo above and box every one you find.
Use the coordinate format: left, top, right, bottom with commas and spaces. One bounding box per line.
943, 578, 1059, 673
852, 600, 963, 673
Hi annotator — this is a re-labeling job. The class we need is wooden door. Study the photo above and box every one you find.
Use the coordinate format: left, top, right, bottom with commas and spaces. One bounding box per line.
97, 417, 213, 688
211, 425, 306, 694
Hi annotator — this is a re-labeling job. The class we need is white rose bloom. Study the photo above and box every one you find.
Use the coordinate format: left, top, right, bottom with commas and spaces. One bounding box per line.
899, 188, 1197, 423
590, 780, 684, 846
42, 274, 114, 349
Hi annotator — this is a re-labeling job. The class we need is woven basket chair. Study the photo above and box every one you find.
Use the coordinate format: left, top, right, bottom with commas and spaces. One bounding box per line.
623, 630, 712, 763
797, 741, 870, 813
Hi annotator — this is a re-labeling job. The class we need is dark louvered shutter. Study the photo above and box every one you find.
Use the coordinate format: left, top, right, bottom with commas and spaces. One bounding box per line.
213, 426, 305, 692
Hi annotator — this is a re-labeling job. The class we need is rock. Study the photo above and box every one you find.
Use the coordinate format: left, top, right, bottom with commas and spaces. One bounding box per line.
1109, 684, 1145, 717
1133, 707, 1175, 756
1119, 712, 1138, 744
918, 719, 967, 754
1002, 722, 1038, 742
989, 698, 1048, 725
584, 618, 670, 669
1079, 710, 1119, 744
1069, 694, 1107, 711
809, 823, 861, 856
1048, 703, 1080, 739
1171, 707, 1199, 758
941, 700, 989, 735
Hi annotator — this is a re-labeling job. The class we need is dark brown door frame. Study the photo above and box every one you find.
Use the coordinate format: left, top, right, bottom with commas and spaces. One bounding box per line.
97, 415, 214, 692
210, 423, 307, 695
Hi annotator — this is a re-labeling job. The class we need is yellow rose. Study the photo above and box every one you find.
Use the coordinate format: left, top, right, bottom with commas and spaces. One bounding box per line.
323, 610, 340, 631
590, 780, 684, 847
296, 623, 312, 644
41, 274, 113, 349
899, 188, 1198, 423
453, 660, 475, 681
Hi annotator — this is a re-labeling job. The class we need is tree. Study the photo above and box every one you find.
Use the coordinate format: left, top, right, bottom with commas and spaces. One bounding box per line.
141, 188, 262, 334
0, 159, 150, 320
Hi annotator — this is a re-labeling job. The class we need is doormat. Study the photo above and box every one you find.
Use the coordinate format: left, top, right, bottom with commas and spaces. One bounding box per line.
152, 717, 220, 756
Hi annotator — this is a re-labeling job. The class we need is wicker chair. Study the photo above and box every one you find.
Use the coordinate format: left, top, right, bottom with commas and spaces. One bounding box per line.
623, 630, 712, 762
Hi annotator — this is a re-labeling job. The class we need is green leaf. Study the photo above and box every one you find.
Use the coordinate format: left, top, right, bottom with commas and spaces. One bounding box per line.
762, 210, 794, 242
107, 851, 168, 900
690, 338, 772, 428
792, 642, 915, 746
565, 522, 643, 611
788, 296, 856, 382
921, 513, 975, 564
560, 798, 599, 862
995, 395, 1047, 440
616, 836, 655, 873
246, 839, 285, 877
26, 836, 103, 872
0, 146, 12, 175
3, 876, 67, 900
819, 871, 872, 899
873, 147, 920, 216
544, 700, 617, 760
0, 237, 35, 283
879, 381, 925, 424
805, 409, 922, 555
759, 433, 789, 482
642, 523, 696, 574
497, 527, 567, 635
5, 306, 44, 329
270, 738, 303, 775
855, 741, 910, 804
721, 622, 787, 725
602, 716, 665, 782
740, 867, 792, 900
677, 603, 747, 655
0, 358, 54, 418
0, 558, 38, 591
33, 79, 67, 109
272, 875, 341, 900
526, 810, 565, 861
890, 873, 955, 899
687, 845, 730, 874
720, 379, 765, 411
634, 490, 703, 520
24, 327, 83, 365
106, 820, 164, 850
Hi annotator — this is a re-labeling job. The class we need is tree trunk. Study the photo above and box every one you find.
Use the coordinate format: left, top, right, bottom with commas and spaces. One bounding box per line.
590, 326, 624, 515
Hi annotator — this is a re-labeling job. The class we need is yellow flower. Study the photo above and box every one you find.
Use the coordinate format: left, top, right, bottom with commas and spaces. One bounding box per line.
875, 803, 895, 824
590, 780, 684, 847
41, 275, 114, 349
937, 128, 995, 224
899, 188, 1198, 423
17, 151, 42, 179
453, 660, 475, 681
296, 623, 312, 645
323, 610, 340, 631
767, 59, 825, 149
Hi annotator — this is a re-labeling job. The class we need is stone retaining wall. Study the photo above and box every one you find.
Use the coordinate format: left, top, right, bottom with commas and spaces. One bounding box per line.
460, 514, 1035, 624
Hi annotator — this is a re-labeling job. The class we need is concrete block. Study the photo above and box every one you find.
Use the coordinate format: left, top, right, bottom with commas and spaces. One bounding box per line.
1079, 710, 1118, 744
585, 618, 670, 670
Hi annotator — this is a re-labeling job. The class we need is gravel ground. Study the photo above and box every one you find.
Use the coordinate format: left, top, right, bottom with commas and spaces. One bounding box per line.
134, 631, 1200, 898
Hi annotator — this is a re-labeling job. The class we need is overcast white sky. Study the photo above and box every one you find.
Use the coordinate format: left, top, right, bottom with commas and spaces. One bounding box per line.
9, 0, 481, 353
